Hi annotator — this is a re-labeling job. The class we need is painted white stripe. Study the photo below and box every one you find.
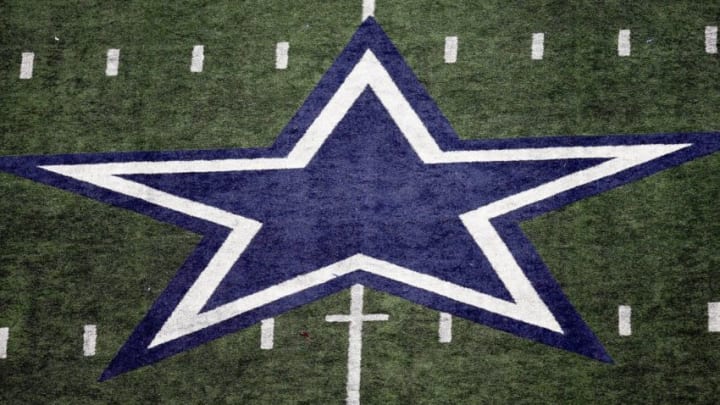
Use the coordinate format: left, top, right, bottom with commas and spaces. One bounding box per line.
618, 305, 631, 336
20, 52, 34, 79
326, 285, 388, 405
83, 324, 97, 356
618, 29, 631, 56
444, 36, 458, 64
531, 33, 545, 60
709, 302, 720, 332
147, 227, 261, 347
346, 285, 363, 405
191, 45, 204, 73
0, 327, 8, 359
326, 313, 389, 323
362, 0, 375, 21
276, 42, 289, 70
105, 49, 120, 76
152, 250, 562, 348
40, 144, 682, 177
41, 167, 253, 230
439, 312, 452, 343
706, 26, 718, 54
260, 318, 275, 349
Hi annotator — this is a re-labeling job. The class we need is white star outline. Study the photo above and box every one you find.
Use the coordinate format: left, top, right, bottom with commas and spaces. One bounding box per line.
40, 50, 690, 349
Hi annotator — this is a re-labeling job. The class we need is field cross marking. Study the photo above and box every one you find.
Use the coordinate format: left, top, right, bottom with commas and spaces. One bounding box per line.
326, 284, 389, 405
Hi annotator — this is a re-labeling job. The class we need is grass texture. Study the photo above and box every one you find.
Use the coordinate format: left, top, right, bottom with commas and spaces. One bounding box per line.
1, 1, 720, 403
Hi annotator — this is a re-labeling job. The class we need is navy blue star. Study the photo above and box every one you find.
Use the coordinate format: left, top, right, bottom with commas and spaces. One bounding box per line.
1, 18, 719, 381
125, 89, 603, 310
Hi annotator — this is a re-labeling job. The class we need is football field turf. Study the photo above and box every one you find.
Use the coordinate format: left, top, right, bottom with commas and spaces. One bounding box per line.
1, 1, 720, 403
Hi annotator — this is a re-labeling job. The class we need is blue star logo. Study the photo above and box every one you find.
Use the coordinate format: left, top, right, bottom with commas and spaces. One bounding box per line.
2, 18, 719, 380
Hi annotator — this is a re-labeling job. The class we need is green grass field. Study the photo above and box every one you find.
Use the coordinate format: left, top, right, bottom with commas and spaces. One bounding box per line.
1, 1, 720, 403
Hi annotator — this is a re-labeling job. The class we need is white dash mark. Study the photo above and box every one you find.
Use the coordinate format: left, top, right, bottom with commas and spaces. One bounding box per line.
618, 305, 632, 336
438, 312, 452, 343
326, 284, 389, 405
531, 33, 545, 60
362, 0, 375, 21
83, 324, 97, 356
276, 42, 289, 70
709, 302, 720, 332
105, 48, 120, 76
260, 318, 275, 349
0, 327, 8, 359
191, 45, 204, 73
706, 26, 718, 54
444, 36, 458, 64
19, 52, 34, 79
618, 29, 631, 57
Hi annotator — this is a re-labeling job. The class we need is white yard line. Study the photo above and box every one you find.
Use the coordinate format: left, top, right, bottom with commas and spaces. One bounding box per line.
531, 33, 545, 60
709, 302, 720, 332
83, 324, 97, 356
276, 42, 289, 70
618, 305, 631, 336
706, 26, 718, 54
362, 0, 375, 21
0, 327, 8, 359
191, 45, 204, 73
618, 29, 631, 57
105, 49, 120, 76
444, 36, 458, 64
438, 312, 452, 343
20, 52, 34, 79
260, 318, 275, 349
326, 284, 389, 405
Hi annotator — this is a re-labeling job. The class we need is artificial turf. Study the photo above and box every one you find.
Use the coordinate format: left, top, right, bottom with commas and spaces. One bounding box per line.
1, 1, 720, 403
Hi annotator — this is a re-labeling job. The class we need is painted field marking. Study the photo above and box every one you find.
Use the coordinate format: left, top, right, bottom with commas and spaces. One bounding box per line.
618, 29, 631, 57
326, 284, 389, 405
260, 318, 275, 349
276, 42, 289, 70
45, 51, 690, 349
19, 52, 34, 79
438, 312, 452, 343
618, 305, 632, 336
105, 49, 120, 76
191, 45, 204, 73
0, 327, 7, 359
83, 324, 97, 356
362, 0, 375, 21
531, 33, 545, 60
706, 26, 718, 54
709, 302, 720, 332
444, 36, 458, 64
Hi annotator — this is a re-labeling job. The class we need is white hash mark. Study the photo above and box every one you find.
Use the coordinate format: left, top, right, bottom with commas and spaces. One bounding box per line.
106, 49, 120, 77
191, 45, 204, 73
20, 52, 34, 79
444, 36, 458, 64
618, 29, 631, 56
708, 302, 720, 332
532, 33, 545, 60
84, 324, 97, 356
618, 305, 631, 336
362, 0, 375, 21
439, 312, 452, 343
276, 42, 289, 70
260, 318, 274, 349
